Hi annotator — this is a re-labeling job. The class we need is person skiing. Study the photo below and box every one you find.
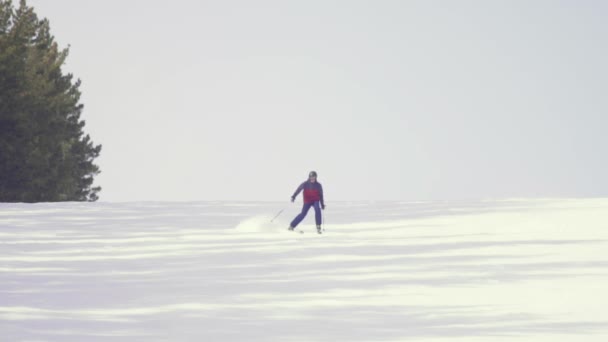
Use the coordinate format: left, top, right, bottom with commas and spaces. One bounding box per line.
289, 171, 326, 234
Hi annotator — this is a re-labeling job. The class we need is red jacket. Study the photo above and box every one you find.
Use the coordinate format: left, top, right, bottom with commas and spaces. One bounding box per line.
292, 181, 324, 205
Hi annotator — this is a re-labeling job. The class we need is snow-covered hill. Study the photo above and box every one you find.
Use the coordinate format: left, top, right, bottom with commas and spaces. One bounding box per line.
2, 199, 608, 341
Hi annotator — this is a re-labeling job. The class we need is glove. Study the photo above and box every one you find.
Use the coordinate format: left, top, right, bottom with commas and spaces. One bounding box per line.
291, 196, 295, 203
321, 204, 326, 210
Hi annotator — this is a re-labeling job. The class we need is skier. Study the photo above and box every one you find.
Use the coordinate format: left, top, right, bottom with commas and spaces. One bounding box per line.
289, 171, 326, 234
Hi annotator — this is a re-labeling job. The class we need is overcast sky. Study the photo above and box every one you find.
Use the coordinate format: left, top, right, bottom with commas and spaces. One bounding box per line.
28, 0, 608, 202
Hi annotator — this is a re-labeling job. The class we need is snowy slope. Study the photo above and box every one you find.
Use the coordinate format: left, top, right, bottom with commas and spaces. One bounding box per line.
1, 199, 608, 341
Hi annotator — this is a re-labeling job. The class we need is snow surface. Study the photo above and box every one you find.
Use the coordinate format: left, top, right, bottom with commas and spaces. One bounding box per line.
1, 199, 608, 341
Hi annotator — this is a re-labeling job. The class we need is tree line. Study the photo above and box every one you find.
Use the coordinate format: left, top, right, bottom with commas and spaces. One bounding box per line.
0, 0, 101, 202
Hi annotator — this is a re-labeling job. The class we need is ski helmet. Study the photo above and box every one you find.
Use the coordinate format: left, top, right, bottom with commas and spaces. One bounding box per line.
309, 171, 318, 178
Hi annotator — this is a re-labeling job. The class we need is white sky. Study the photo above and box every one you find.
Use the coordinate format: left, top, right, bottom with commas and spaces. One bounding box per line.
27, 0, 608, 202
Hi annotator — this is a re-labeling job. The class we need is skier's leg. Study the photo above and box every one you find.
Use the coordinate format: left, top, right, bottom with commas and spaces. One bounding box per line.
290, 202, 313, 228
313, 201, 322, 226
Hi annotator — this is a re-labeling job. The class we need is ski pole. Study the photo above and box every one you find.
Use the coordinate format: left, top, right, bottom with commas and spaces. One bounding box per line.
270, 208, 285, 223
322, 207, 326, 232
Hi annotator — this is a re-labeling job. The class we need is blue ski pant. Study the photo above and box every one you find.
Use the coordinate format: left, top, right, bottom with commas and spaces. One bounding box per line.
290, 201, 322, 228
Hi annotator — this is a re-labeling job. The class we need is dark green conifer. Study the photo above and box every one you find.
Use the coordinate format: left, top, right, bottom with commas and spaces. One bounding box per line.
0, 0, 101, 202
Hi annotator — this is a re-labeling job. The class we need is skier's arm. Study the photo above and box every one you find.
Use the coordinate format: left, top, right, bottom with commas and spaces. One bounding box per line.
319, 183, 325, 208
291, 183, 304, 201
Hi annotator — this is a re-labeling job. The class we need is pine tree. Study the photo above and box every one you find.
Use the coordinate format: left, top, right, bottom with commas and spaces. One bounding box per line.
0, 0, 101, 202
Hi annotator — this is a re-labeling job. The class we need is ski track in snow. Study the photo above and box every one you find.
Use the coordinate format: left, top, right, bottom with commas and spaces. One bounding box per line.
1, 199, 608, 341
